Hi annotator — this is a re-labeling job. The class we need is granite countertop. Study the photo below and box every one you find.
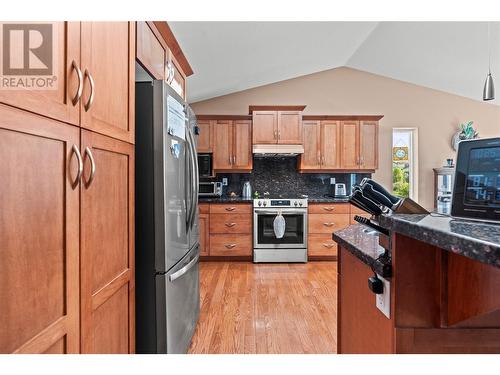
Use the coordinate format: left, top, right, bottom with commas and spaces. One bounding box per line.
379, 213, 500, 268
332, 224, 392, 277
199, 196, 350, 204
308, 197, 350, 203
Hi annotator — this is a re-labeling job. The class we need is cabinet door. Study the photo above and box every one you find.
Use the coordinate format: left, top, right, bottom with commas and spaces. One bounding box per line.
233, 120, 253, 170
199, 213, 210, 256
81, 22, 135, 144
277, 111, 302, 144
359, 121, 378, 170
0, 22, 80, 126
197, 120, 213, 153
321, 121, 341, 169
252, 111, 277, 144
213, 120, 233, 170
80, 130, 134, 354
136, 21, 165, 80
300, 121, 321, 170
340, 121, 359, 169
168, 53, 186, 100
0, 105, 80, 353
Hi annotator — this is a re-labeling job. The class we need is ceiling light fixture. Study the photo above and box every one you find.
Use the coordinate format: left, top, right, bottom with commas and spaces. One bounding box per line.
483, 22, 495, 101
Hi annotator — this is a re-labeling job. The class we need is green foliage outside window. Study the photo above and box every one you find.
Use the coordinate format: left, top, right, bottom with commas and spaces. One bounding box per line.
393, 165, 409, 198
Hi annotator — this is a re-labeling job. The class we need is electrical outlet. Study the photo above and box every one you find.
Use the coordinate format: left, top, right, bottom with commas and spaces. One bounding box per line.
222, 178, 228, 186
376, 275, 391, 318
330, 178, 336, 185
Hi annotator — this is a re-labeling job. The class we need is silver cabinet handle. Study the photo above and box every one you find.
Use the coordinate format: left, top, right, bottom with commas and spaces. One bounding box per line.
71, 144, 83, 188
225, 222, 236, 227
232, 155, 236, 165
83, 146, 96, 187
360, 156, 364, 166
71, 61, 83, 106
225, 207, 236, 211
322, 156, 325, 164
169, 255, 199, 282
278, 130, 281, 140
317, 151, 321, 165
225, 244, 236, 249
165, 63, 171, 82
84, 69, 95, 112
322, 243, 335, 248
323, 207, 334, 211
323, 222, 335, 227
228, 156, 232, 165
273, 130, 277, 139
170, 65, 175, 84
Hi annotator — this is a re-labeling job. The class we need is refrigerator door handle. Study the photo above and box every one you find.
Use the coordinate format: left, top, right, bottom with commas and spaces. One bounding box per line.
169, 254, 199, 282
186, 127, 198, 230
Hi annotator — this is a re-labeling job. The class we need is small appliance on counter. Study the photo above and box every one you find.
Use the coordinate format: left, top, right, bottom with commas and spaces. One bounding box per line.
433, 166, 455, 214
242, 181, 252, 199
334, 183, 347, 198
451, 137, 500, 223
198, 181, 223, 197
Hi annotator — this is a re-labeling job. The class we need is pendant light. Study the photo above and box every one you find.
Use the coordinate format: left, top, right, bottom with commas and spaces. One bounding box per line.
483, 22, 495, 101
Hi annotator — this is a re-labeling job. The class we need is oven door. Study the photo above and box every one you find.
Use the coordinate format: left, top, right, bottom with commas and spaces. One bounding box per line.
253, 209, 307, 248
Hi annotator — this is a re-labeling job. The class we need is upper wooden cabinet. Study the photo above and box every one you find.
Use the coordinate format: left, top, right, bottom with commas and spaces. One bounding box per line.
300, 120, 340, 171
136, 21, 165, 80
252, 110, 303, 145
197, 120, 214, 153
213, 120, 252, 172
81, 22, 135, 144
0, 22, 81, 126
340, 120, 378, 170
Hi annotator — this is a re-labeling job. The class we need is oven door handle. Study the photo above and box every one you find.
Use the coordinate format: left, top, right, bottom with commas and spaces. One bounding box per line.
254, 209, 307, 215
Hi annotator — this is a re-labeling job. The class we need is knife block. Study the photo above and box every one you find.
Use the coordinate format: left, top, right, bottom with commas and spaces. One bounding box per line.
394, 198, 429, 214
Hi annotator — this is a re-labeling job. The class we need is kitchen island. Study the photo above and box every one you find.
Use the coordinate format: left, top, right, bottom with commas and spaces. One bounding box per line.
333, 213, 500, 353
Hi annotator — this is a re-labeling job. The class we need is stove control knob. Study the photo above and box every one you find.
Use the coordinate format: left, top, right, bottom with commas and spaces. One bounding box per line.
258, 201, 262, 206
299, 202, 303, 207
294, 201, 298, 207
263, 201, 267, 206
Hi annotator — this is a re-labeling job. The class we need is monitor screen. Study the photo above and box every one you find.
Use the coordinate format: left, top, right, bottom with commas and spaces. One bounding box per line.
464, 146, 500, 206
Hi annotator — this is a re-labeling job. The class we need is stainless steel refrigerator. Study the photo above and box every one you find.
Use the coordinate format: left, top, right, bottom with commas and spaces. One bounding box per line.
135, 81, 200, 354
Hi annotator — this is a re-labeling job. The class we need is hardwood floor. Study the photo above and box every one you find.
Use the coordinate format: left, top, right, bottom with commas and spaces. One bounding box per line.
188, 261, 337, 354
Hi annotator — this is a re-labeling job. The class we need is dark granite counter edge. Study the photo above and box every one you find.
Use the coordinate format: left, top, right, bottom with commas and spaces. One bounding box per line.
380, 215, 500, 269
332, 225, 391, 278
199, 197, 350, 204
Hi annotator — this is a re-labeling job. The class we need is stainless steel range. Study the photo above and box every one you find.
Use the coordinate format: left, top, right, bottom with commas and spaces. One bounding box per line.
253, 198, 308, 263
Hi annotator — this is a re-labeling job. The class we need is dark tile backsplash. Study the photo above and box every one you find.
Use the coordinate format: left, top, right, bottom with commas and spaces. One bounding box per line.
201, 156, 370, 198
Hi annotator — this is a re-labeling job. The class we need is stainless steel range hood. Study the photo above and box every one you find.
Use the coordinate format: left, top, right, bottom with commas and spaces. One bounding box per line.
252, 144, 304, 156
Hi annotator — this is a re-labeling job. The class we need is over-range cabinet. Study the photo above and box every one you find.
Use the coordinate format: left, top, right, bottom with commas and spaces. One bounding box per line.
135, 81, 200, 354
0, 22, 135, 353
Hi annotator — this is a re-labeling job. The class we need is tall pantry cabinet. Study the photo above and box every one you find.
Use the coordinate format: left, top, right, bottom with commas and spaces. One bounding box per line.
0, 22, 135, 354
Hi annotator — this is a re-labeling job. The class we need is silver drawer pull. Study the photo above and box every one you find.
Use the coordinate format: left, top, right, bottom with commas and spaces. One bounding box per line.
323, 222, 335, 227
225, 244, 236, 249
322, 243, 335, 248
225, 207, 236, 211
225, 222, 236, 227
323, 207, 334, 211
71, 60, 83, 105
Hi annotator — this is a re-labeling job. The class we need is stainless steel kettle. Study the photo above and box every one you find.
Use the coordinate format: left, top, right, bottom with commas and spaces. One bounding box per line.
242, 181, 252, 199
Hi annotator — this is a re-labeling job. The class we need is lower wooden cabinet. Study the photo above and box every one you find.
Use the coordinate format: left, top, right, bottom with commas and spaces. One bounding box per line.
308, 234, 339, 257
199, 204, 210, 256
0, 105, 80, 353
209, 234, 253, 256
80, 130, 135, 354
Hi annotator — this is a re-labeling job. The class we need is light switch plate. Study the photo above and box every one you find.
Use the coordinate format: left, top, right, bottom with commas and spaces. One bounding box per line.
376, 275, 390, 318
330, 178, 336, 185
222, 178, 228, 186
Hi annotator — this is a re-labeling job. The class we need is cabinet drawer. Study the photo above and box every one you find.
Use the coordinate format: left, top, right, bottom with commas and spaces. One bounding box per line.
210, 234, 252, 256
308, 203, 350, 214
199, 203, 210, 214
308, 234, 338, 257
210, 214, 252, 234
210, 204, 252, 214
308, 214, 350, 234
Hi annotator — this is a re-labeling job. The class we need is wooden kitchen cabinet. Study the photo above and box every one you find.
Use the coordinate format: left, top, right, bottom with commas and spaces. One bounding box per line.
213, 120, 252, 172
300, 120, 340, 171
136, 21, 165, 80
340, 121, 359, 169
252, 110, 302, 145
359, 121, 378, 169
300, 121, 321, 169
80, 130, 135, 354
0, 22, 81, 126
80, 22, 135, 144
210, 234, 253, 256
340, 120, 378, 170
197, 120, 214, 152
199, 204, 210, 256
0, 104, 80, 354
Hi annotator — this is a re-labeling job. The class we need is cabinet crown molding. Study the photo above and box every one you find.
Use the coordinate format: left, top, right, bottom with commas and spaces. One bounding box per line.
248, 105, 306, 114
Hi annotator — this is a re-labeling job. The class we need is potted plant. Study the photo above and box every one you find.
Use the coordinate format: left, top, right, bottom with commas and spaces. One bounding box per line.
451, 121, 479, 151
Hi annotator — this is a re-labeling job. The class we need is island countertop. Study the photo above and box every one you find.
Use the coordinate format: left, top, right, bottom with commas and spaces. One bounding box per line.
379, 213, 500, 268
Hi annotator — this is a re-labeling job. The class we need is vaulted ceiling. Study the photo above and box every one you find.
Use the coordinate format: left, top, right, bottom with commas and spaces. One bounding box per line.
169, 22, 500, 105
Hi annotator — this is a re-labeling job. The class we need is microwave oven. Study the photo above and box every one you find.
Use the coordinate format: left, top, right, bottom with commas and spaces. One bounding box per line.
199, 182, 223, 197
198, 153, 212, 177
451, 137, 500, 222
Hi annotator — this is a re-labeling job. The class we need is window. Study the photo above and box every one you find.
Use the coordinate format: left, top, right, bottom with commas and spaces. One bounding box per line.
392, 128, 418, 200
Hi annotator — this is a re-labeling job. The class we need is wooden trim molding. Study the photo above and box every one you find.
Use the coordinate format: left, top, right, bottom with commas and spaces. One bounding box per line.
197, 114, 253, 121
248, 105, 307, 114
303, 115, 384, 121
152, 21, 194, 76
